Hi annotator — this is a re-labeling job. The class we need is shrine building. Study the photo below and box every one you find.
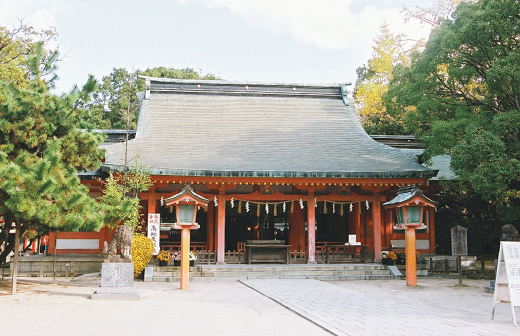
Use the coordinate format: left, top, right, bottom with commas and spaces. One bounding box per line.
50, 77, 438, 263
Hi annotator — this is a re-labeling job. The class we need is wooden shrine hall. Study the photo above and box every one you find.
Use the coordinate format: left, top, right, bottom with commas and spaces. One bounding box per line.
80, 77, 438, 264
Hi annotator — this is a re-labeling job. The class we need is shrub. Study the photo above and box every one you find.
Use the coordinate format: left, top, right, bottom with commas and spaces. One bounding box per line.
131, 235, 154, 277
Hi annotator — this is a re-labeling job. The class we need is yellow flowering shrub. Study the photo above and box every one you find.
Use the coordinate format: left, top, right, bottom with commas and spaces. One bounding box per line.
131, 235, 154, 277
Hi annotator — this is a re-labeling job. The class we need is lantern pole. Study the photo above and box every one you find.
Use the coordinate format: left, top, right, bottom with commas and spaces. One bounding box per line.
405, 225, 417, 286
180, 226, 191, 290
163, 183, 208, 291
383, 184, 437, 287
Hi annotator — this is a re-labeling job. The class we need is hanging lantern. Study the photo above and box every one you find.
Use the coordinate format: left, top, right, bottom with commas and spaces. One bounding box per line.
383, 184, 436, 230
164, 184, 209, 228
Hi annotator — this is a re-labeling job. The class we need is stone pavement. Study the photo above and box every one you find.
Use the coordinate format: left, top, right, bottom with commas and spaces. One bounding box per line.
241, 279, 510, 336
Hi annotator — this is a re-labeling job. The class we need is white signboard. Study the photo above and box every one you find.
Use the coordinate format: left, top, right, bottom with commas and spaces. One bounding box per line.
492, 241, 520, 326
147, 213, 161, 255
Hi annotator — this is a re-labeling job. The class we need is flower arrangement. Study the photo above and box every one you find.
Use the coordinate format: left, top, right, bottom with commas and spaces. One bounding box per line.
380, 251, 389, 259
172, 251, 181, 261
189, 251, 197, 261
157, 250, 171, 263
396, 251, 406, 260
386, 251, 397, 261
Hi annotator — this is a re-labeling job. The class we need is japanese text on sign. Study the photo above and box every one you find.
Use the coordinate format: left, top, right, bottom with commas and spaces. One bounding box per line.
147, 213, 161, 255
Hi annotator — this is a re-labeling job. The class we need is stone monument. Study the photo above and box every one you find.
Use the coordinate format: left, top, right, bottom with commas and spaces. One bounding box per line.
501, 224, 520, 242
91, 225, 140, 300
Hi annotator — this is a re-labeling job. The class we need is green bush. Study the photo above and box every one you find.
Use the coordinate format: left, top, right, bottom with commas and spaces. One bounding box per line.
131, 235, 154, 277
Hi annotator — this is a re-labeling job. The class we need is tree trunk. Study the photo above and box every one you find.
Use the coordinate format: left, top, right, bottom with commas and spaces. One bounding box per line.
11, 224, 19, 295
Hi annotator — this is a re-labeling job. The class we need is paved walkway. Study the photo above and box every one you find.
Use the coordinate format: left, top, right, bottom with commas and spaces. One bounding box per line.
241, 279, 509, 336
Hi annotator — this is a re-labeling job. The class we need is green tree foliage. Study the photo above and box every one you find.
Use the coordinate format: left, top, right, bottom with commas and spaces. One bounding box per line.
0, 22, 59, 87
354, 24, 414, 135
0, 24, 105, 265
81, 67, 219, 130
386, 0, 520, 225
99, 164, 153, 233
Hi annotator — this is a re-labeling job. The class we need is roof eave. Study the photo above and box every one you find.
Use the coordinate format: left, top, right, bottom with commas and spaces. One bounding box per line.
101, 164, 438, 179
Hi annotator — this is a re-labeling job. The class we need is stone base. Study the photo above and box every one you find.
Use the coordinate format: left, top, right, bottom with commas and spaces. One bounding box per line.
91, 262, 140, 300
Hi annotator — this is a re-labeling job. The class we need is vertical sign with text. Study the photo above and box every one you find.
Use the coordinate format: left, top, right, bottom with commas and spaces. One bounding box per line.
492, 241, 520, 326
451, 225, 468, 256
147, 214, 161, 255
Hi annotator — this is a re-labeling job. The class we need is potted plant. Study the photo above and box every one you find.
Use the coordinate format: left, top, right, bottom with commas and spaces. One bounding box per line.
157, 250, 171, 266
189, 251, 197, 267
396, 250, 406, 265
381, 251, 397, 265
172, 251, 181, 266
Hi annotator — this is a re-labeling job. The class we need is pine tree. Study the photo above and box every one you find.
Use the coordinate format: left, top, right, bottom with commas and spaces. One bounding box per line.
0, 24, 105, 267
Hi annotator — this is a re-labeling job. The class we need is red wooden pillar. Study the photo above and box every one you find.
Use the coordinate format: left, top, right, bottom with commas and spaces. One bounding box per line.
216, 193, 226, 264
428, 208, 435, 254
207, 203, 215, 251
307, 195, 316, 264
148, 187, 156, 214
289, 205, 305, 251
355, 203, 362, 244
372, 194, 382, 262
48, 231, 56, 254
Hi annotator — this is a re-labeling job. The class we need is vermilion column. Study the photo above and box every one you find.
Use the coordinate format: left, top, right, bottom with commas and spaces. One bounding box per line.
405, 226, 417, 286
148, 187, 156, 214
207, 203, 214, 251
307, 196, 316, 264
180, 227, 191, 289
216, 193, 226, 264
429, 209, 436, 254
372, 194, 382, 262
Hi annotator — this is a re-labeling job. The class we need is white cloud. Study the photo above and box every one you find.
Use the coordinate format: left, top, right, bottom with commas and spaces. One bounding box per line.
0, 0, 68, 29
179, 0, 431, 50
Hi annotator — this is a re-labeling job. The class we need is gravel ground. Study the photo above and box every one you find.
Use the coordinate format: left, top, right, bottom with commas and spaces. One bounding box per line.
1, 276, 517, 336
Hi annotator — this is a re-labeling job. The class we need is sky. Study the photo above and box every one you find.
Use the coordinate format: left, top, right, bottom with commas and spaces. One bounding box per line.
0, 0, 435, 94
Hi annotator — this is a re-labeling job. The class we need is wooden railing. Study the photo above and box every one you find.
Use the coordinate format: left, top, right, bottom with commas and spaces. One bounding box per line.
160, 242, 206, 252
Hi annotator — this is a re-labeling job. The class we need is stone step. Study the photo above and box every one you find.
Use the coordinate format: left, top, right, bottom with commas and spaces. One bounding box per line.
152, 274, 397, 282
188, 265, 388, 272
154, 268, 391, 277
151, 263, 398, 282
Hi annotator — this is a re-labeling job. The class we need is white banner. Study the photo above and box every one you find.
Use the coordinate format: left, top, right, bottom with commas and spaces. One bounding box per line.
147, 213, 161, 255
